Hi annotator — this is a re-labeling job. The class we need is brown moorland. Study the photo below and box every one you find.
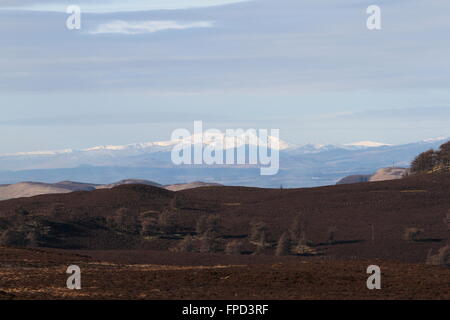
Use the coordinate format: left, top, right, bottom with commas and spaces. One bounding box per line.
0, 173, 449, 262
1, 247, 449, 300
1, 173, 450, 299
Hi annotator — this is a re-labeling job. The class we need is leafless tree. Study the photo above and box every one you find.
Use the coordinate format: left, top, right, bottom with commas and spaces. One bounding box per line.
275, 232, 290, 256
173, 235, 196, 253
140, 217, 158, 236
225, 240, 243, 255
426, 245, 450, 266
196, 215, 222, 238
249, 220, 267, 243
109, 207, 140, 234
0, 229, 27, 247
289, 213, 309, 246
158, 208, 178, 233
253, 230, 268, 255
199, 231, 221, 253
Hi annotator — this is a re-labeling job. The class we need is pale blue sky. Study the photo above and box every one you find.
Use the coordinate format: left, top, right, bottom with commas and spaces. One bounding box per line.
2, 0, 252, 12
1, 0, 450, 153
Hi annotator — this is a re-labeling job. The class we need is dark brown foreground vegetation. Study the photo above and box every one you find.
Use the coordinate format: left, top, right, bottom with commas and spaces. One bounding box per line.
1, 247, 449, 300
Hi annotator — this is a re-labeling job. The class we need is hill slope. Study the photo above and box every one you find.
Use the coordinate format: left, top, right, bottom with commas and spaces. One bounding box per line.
0, 174, 448, 263
0, 181, 97, 201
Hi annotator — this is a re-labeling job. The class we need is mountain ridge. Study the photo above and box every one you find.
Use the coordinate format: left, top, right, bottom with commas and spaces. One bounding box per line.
0, 179, 223, 201
0, 137, 448, 188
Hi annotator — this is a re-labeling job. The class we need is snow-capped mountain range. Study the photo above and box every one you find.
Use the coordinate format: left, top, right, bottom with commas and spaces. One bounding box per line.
0, 136, 391, 159
0, 132, 292, 158
0, 136, 448, 188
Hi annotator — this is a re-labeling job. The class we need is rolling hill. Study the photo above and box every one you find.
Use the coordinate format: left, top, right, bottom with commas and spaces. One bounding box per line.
0, 172, 448, 264
0, 181, 97, 201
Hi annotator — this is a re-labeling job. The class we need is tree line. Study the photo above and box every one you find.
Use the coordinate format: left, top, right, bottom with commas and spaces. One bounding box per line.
411, 141, 450, 173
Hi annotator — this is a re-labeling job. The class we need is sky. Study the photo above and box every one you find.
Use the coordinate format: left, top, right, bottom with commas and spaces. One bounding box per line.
1, 0, 450, 153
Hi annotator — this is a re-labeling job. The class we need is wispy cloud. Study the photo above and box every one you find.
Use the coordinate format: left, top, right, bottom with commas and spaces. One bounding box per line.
89, 20, 214, 35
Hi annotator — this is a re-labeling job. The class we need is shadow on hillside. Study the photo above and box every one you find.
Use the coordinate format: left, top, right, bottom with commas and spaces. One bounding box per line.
222, 235, 248, 240
415, 238, 444, 243
317, 239, 365, 246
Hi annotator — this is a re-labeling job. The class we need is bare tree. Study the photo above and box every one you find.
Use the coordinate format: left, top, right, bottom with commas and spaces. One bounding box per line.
426, 245, 450, 266
199, 231, 221, 253
289, 213, 309, 246
109, 207, 140, 234
172, 235, 196, 253
253, 230, 268, 255
158, 208, 177, 233
275, 232, 290, 256
25, 230, 40, 247
249, 220, 267, 243
0, 229, 27, 247
194, 215, 223, 253
140, 217, 158, 236
225, 240, 243, 255
196, 215, 221, 238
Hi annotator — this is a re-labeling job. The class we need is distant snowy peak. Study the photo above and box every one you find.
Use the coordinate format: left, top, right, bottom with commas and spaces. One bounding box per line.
0, 134, 291, 157
290, 144, 339, 154
1, 149, 74, 157
420, 136, 449, 143
177, 132, 292, 151
289, 141, 394, 154
344, 141, 391, 148
86, 132, 292, 152
3, 136, 448, 159
83, 141, 174, 152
